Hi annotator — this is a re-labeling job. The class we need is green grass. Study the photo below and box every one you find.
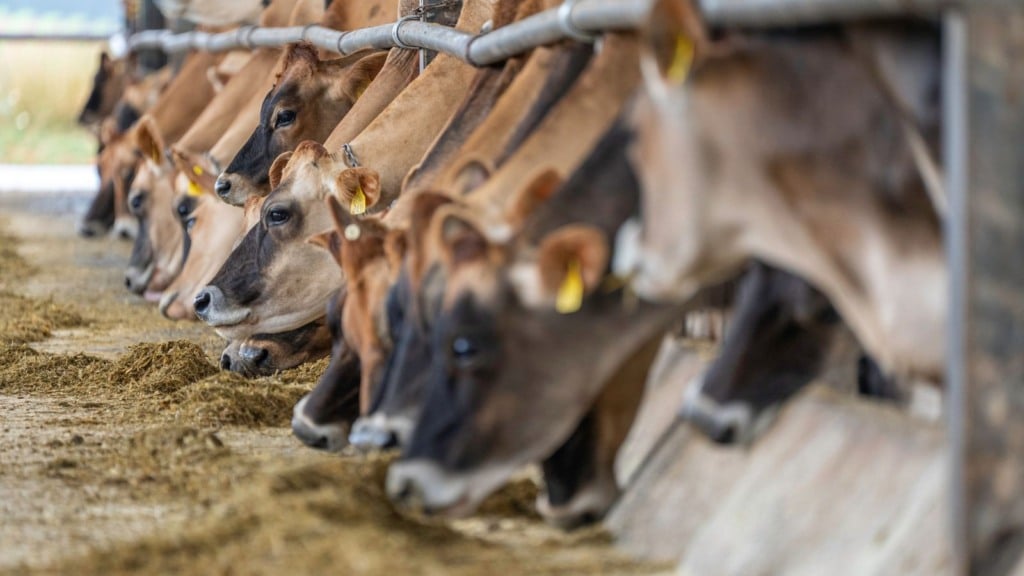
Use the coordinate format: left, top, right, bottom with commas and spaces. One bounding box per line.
0, 40, 104, 164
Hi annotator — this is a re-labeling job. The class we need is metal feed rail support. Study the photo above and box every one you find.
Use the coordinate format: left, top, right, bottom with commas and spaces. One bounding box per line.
126, 0, 1024, 573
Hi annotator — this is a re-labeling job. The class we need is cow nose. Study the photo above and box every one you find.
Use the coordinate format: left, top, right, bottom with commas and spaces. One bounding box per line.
214, 176, 231, 198
349, 417, 399, 451
193, 289, 213, 316
239, 344, 269, 366
291, 396, 350, 452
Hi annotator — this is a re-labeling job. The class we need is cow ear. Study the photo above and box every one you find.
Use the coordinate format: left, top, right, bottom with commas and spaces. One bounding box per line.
641, 0, 708, 89
508, 168, 561, 230
335, 167, 381, 216
172, 148, 216, 195
268, 151, 293, 190
308, 228, 344, 267
280, 42, 320, 79
337, 50, 387, 101
450, 157, 493, 195
439, 212, 489, 268
536, 225, 609, 314
134, 115, 165, 166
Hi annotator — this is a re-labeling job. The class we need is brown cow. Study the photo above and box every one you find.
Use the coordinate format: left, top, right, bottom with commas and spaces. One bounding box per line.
213, 45, 388, 203
123, 116, 185, 299
78, 51, 129, 127
616, 0, 945, 382
383, 117, 680, 524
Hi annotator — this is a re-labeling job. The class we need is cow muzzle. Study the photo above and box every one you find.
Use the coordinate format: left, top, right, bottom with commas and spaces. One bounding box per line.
112, 216, 139, 240
193, 285, 250, 327
349, 412, 412, 452
124, 263, 154, 295
679, 377, 779, 446
386, 460, 477, 517
290, 396, 350, 452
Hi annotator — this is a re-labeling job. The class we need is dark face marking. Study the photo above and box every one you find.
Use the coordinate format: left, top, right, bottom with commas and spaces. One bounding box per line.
296, 292, 363, 430
205, 189, 302, 309
365, 264, 443, 432
224, 85, 301, 190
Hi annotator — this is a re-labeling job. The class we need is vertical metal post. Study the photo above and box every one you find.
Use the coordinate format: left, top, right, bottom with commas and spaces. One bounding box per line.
947, 4, 1024, 575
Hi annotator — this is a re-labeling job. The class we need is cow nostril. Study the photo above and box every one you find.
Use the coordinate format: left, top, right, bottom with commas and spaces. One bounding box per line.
220, 353, 232, 370
124, 276, 132, 289
712, 425, 737, 445
194, 290, 212, 313
214, 177, 231, 197
253, 347, 269, 365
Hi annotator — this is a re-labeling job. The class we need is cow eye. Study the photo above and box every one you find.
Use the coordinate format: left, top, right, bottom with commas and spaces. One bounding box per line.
274, 109, 296, 128
129, 193, 145, 212
266, 207, 290, 226
450, 336, 479, 366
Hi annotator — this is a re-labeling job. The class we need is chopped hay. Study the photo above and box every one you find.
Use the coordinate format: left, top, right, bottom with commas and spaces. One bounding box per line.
45, 457, 666, 576
0, 290, 86, 344
0, 225, 34, 283
111, 341, 220, 396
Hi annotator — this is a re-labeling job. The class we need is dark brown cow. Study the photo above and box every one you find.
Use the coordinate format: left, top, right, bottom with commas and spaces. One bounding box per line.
384, 119, 679, 523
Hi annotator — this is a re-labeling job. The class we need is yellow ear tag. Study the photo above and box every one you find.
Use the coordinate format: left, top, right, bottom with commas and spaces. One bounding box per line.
666, 33, 695, 85
556, 258, 584, 314
187, 179, 203, 197
350, 184, 367, 216
192, 165, 204, 176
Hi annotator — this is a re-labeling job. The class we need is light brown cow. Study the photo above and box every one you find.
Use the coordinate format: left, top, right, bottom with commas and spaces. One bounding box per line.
617, 0, 945, 381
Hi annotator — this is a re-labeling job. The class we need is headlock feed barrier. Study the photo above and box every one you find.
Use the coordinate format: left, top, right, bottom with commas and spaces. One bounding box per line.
125, 0, 1024, 573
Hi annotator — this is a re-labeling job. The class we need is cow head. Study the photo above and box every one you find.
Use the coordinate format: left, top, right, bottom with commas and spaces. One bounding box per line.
384, 214, 674, 523
215, 44, 387, 205
383, 120, 679, 526
347, 193, 456, 452
124, 116, 184, 300
681, 262, 842, 444
78, 51, 128, 127
159, 150, 248, 320
195, 141, 358, 340
290, 286, 363, 452
81, 118, 140, 238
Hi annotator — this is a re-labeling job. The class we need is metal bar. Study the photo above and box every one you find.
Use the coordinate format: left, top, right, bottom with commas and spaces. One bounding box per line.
950, 4, 1024, 575
132, 0, 1021, 64
944, 8, 969, 575
124, 1, 652, 65
700, 0, 951, 27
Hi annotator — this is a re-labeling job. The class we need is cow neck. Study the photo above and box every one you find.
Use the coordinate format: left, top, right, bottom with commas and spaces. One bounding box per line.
403, 64, 517, 191
402, 0, 559, 191
341, 0, 503, 204
325, 48, 420, 150
467, 34, 641, 232
177, 48, 283, 154
433, 42, 593, 192
148, 51, 222, 144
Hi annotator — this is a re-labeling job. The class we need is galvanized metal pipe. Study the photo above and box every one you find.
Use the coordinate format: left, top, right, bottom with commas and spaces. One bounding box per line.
700, 0, 951, 27
125, 0, 654, 65
127, 0, 975, 65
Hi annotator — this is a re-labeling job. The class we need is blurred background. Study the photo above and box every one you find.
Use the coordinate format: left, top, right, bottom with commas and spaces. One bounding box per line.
0, 0, 121, 165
